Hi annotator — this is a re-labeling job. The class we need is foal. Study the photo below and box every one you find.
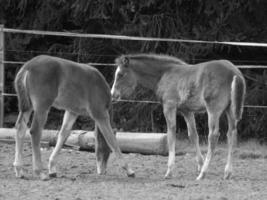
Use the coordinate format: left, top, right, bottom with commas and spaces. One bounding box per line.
14, 55, 134, 180
111, 54, 246, 180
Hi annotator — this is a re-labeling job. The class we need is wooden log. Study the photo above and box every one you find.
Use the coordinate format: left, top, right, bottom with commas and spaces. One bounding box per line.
116, 132, 167, 155
0, 128, 58, 143
0, 138, 50, 148
0, 128, 168, 155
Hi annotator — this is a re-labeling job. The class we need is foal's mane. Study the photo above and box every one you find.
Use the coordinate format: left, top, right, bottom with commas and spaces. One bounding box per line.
116, 53, 186, 66
115, 54, 187, 77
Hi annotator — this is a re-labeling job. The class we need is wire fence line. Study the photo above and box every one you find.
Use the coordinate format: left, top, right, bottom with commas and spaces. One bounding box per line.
3, 93, 267, 109
6, 49, 267, 64
3, 60, 267, 69
5, 49, 118, 58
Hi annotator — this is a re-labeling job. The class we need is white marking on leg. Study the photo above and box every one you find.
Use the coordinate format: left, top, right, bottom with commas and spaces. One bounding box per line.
96, 162, 103, 175
111, 67, 121, 98
165, 140, 176, 179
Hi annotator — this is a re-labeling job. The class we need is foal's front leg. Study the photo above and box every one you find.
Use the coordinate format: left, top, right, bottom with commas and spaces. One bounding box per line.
163, 103, 177, 179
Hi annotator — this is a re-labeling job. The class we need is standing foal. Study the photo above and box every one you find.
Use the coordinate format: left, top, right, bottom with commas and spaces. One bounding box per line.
111, 54, 246, 180
14, 55, 134, 180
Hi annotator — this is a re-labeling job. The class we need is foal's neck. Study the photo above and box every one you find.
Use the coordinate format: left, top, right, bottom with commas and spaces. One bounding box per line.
131, 60, 170, 91
136, 73, 160, 91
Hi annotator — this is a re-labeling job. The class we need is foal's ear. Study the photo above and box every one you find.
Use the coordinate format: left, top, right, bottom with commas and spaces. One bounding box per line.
115, 55, 129, 67
121, 56, 129, 67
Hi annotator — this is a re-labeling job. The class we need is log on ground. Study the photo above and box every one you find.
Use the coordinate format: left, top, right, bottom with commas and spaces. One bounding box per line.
0, 128, 168, 155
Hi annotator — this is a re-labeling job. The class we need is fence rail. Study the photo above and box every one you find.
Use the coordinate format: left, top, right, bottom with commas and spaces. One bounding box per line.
4, 27, 267, 47
0, 25, 4, 127
3, 92, 267, 109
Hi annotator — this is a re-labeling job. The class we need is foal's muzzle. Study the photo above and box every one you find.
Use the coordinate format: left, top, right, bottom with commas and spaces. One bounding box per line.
111, 89, 121, 101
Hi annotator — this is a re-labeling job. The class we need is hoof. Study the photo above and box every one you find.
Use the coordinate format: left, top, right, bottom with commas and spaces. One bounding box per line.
224, 172, 232, 180
14, 167, 26, 179
97, 171, 107, 176
16, 174, 26, 179
97, 167, 107, 175
20, 175, 29, 180
164, 172, 172, 179
40, 173, 50, 181
127, 171, 135, 178
196, 172, 206, 180
164, 167, 173, 179
123, 165, 135, 178
49, 172, 57, 178
164, 175, 172, 179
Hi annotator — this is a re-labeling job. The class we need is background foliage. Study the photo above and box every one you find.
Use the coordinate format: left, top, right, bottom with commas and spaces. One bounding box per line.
0, 0, 267, 142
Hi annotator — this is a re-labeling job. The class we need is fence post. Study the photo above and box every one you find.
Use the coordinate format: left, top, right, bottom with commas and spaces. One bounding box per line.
0, 25, 4, 127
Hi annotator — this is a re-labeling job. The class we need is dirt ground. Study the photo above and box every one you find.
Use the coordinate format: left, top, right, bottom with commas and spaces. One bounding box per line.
0, 140, 266, 200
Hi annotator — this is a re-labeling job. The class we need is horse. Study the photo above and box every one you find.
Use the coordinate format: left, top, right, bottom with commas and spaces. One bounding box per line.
14, 55, 135, 180
111, 54, 246, 180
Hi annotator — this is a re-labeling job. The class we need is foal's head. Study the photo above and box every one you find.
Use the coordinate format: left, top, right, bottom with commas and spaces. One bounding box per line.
111, 56, 137, 100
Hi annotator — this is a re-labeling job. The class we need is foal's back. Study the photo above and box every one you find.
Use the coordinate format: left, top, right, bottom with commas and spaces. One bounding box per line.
158, 59, 245, 112
21, 55, 111, 116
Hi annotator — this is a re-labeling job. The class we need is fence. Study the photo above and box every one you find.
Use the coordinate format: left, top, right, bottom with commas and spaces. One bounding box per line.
0, 25, 4, 127
0, 25, 267, 127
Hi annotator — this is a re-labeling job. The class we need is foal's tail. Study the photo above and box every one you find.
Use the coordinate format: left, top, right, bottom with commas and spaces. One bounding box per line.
230, 75, 246, 121
14, 67, 32, 112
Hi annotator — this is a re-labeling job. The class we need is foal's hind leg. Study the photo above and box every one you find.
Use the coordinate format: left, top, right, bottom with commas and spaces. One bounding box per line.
48, 111, 77, 177
197, 110, 221, 180
224, 109, 237, 179
30, 109, 49, 180
94, 125, 112, 175
182, 112, 204, 172
13, 110, 32, 178
94, 111, 135, 177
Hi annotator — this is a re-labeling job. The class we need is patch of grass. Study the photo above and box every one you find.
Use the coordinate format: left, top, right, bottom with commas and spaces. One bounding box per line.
237, 139, 267, 160
175, 139, 267, 160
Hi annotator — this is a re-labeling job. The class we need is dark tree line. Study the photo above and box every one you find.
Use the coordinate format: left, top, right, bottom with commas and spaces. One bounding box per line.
0, 0, 267, 142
